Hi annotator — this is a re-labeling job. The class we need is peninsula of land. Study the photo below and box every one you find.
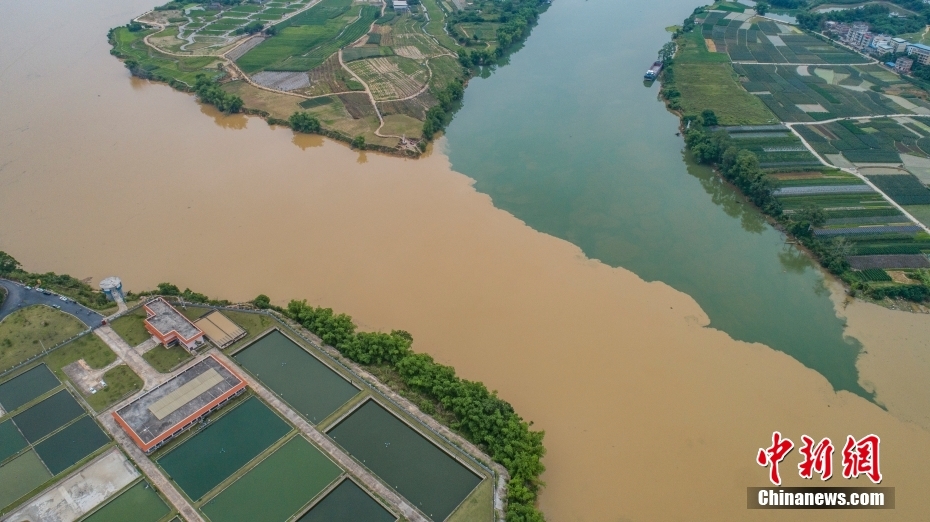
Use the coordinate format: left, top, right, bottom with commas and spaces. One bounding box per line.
110, 0, 549, 156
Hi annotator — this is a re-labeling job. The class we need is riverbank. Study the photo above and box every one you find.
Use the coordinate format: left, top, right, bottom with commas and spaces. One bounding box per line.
6, 0, 930, 518
659, 4, 930, 309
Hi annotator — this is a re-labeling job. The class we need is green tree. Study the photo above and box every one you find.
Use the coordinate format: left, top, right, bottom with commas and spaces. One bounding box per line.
351, 135, 366, 149
0, 251, 21, 274
756, 1, 769, 16
701, 109, 718, 127
288, 112, 321, 134
252, 294, 272, 309
156, 282, 181, 296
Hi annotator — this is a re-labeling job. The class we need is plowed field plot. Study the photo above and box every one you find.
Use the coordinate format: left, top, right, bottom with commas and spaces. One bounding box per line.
348, 57, 428, 100
157, 396, 291, 501
297, 54, 355, 96
201, 436, 342, 522
0, 364, 59, 413
379, 90, 437, 120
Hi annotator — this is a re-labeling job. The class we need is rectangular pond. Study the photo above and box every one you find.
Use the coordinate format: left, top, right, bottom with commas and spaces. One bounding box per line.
34, 415, 110, 474
0, 450, 52, 510
0, 419, 27, 463
157, 396, 291, 501
0, 364, 59, 413
201, 436, 342, 522
297, 479, 396, 522
12, 389, 84, 443
327, 400, 482, 521
83, 480, 171, 522
233, 330, 359, 424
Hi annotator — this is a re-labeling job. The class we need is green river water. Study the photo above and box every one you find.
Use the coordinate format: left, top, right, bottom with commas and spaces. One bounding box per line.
444, 0, 869, 398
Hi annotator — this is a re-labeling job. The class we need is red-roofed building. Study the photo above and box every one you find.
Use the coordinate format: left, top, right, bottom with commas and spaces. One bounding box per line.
143, 298, 205, 351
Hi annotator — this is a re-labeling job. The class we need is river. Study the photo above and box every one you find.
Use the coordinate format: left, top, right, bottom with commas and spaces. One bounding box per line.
1, 0, 930, 520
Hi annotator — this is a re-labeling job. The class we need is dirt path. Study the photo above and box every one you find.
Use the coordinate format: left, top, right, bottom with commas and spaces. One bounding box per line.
785, 117, 930, 234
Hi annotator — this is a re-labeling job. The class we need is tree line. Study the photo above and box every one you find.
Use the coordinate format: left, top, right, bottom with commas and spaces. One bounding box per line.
194, 75, 243, 114
265, 298, 546, 521
423, 80, 465, 139
0, 251, 111, 309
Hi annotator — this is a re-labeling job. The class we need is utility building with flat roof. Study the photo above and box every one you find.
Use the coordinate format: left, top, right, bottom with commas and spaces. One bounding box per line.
144, 298, 205, 351
194, 311, 247, 349
112, 355, 247, 453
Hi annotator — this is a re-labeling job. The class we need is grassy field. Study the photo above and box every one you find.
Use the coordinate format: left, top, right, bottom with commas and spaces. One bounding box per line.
45, 334, 116, 379
110, 27, 222, 86
0, 306, 87, 371
142, 345, 192, 373
222, 311, 276, 353
674, 63, 777, 125
447, 477, 494, 522
109, 310, 151, 347
85, 365, 143, 412
236, 4, 379, 73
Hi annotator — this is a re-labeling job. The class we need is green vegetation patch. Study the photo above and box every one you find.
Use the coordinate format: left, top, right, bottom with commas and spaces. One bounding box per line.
109, 27, 222, 86
201, 436, 342, 522
157, 396, 291, 501
0, 305, 87, 370
83, 481, 171, 522
109, 309, 151, 347
237, 4, 379, 73
11, 390, 84, 443
233, 330, 359, 424
0, 450, 52, 510
33, 416, 109, 475
299, 96, 334, 109
297, 479, 395, 522
142, 344, 193, 373
85, 365, 144, 412
673, 63, 777, 125
0, 364, 59, 413
867, 174, 930, 205
342, 45, 393, 62
46, 334, 116, 379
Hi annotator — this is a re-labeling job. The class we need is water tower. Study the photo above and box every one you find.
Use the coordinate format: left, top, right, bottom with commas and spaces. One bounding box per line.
99, 276, 124, 301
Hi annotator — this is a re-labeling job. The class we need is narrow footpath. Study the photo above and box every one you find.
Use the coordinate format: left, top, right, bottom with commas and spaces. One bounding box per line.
209, 349, 431, 522
96, 413, 206, 522
94, 326, 170, 391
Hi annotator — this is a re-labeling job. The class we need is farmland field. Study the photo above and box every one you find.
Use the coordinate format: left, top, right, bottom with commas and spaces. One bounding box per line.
674, 63, 777, 125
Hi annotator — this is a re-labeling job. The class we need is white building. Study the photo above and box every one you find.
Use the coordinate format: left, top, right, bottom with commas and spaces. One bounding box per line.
907, 43, 930, 65
892, 37, 909, 53
393, 0, 409, 13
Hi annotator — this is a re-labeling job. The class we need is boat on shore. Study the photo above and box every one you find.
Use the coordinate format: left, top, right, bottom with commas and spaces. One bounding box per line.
644, 61, 663, 80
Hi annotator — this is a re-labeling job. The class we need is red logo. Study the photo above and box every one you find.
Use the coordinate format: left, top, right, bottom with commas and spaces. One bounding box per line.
798, 435, 834, 481
758, 432, 881, 485
757, 431, 794, 486
842, 434, 882, 484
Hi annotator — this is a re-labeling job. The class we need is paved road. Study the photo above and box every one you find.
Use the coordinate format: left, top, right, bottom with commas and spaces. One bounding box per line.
0, 279, 103, 327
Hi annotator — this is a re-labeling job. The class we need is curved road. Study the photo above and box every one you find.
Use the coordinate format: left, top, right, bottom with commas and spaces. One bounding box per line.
0, 279, 104, 327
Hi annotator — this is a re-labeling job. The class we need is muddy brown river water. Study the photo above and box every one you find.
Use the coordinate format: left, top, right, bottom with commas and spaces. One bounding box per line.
2, 0, 930, 520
